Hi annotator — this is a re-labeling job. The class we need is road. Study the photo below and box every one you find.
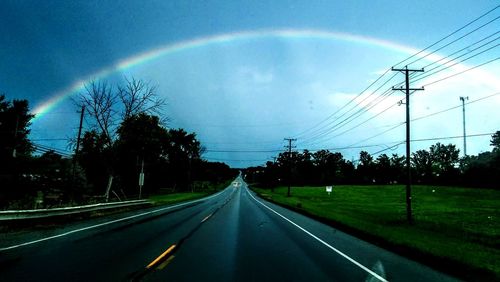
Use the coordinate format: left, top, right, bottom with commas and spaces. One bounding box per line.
0, 177, 458, 281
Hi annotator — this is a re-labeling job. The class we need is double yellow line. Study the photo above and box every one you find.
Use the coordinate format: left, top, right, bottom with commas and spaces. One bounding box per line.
145, 202, 223, 271
146, 244, 177, 269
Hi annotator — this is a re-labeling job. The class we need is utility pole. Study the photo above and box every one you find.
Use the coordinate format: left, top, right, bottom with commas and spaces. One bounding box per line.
271, 156, 277, 192
75, 105, 85, 158
460, 96, 468, 157
139, 157, 144, 199
12, 114, 19, 158
72, 105, 85, 199
392, 66, 424, 224
284, 138, 296, 197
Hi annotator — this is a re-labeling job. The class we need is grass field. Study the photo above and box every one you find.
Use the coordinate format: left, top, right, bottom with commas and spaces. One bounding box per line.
102, 182, 231, 217
148, 191, 212, 205
252, 185, 500, 280
148, 180, 233, 205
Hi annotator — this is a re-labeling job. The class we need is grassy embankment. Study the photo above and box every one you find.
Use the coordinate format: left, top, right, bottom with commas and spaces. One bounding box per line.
148, 180, 232, 205
252, 185, 500, 280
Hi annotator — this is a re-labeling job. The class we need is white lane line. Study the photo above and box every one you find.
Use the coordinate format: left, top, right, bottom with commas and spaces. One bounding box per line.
0, 189, 227, 251
245, 186, 389, 282
201, 213, 213, 223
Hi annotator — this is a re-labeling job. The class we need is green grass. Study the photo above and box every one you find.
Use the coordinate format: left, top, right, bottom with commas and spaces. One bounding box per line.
252, 185, 500, 279
148, 191, 212, 205
149, 180, 233, 206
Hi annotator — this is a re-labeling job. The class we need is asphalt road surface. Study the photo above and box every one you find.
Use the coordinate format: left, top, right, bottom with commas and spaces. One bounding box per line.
0, 177, 459, 281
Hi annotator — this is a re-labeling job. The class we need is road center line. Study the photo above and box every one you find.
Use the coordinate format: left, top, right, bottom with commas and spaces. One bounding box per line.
245, 186, 389, 282
201, 213, 213, 223
146, 244, 177, 269
0, 189, 227, 251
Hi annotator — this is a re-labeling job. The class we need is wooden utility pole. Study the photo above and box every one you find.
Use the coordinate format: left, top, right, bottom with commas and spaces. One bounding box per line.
75, 105, 85, 157
284, 138, 296, 197
71, 105, 85, 200
392, 66, 424, 224
72, 105, 85, 197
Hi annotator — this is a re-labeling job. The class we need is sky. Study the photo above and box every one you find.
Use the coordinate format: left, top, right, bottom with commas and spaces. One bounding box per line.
1, 0, 499, 167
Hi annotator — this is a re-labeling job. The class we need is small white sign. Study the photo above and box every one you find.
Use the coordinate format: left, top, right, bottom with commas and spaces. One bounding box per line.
139, 173, 145, 186
326, 186, 333, 195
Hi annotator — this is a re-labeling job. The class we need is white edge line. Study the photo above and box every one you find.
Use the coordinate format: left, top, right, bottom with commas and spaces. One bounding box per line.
0, 189, 227, 251
245, 186, 389, 282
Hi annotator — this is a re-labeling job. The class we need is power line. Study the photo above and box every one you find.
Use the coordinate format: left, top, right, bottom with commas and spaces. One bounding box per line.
303, 89, 403, 148
301, 141, 403, 152
423, 56, 500, 87
367, 142, 405, 157
32, 143, 72, 157
293, 68, 393, 139
404, 15, 500, 67
297, 73, 401, 143
347, 122, 406, 147
304, 132, 495, 158
204, 149, 284, 153
412, 43, 500, 84
31, 138, 69, 141
298, 86, 397, 146
411, 132, 494, 143
295, 6, 499, 149
204, 157, 270, 162
416, 30, 500, 72
393, 4, 499, 67
412, 92, 500, 122
307, 53, 499, 148
411, 34, 499, 82
340, 91, 500, 148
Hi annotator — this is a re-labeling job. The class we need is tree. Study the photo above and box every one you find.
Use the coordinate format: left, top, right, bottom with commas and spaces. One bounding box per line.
412, 150, 433, 183
78, 130, 112, 194
429, 143, 460, 183
77, 78, 166, 144
296, 150, 314, 185
374, 154, 391, 184
491, 131, 500, 152
0, 95, 34, 160
389, 154, 405, 184
312, 150, 345, 185
163, 128, 202, 192
115, 113, 168, 195
460, 151, 499, 188
0, 95, 35, 207
429, 143, 460, 171
118, 78, 166, 121
338, 159, 356, 184
357, 151, 375, 183
76, 78, 166, 199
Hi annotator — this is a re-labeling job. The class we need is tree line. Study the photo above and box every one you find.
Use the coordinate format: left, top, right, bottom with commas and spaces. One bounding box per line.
0, 79, 237, 209
244, 133, 500, 189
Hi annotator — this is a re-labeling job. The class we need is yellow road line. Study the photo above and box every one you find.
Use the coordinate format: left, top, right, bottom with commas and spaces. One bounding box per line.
146, 244, 176, 269
157, 255, 176, 270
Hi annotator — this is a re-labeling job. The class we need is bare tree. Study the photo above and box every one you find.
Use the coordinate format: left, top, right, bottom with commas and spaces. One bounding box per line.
78, 80, 117, 145
77, 77, 167, 144
75, 77, 167, 201
118, 77, 166, 120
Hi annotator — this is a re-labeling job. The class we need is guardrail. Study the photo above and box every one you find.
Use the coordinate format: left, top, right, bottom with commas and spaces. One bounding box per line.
0, 200, 151, 221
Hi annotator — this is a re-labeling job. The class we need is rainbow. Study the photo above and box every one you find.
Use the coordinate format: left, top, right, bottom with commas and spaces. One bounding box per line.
31, 28, 498, 119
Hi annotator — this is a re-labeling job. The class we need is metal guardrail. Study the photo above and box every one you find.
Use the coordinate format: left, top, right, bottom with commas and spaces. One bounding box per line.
0, 200, 151, 221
